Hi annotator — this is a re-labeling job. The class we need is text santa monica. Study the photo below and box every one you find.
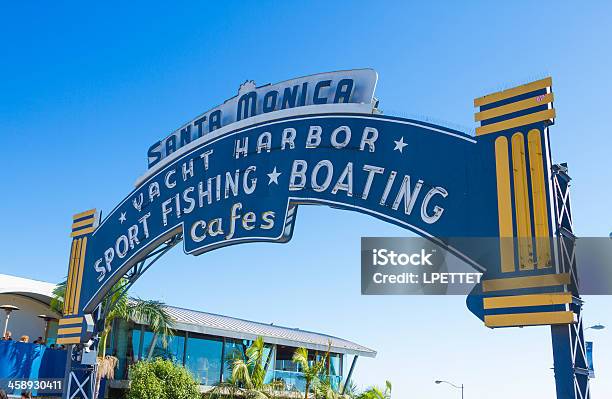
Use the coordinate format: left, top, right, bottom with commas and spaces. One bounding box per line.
147, 69, 378, 169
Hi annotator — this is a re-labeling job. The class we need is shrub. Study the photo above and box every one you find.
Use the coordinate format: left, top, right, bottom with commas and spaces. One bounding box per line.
128, 359, 200, 399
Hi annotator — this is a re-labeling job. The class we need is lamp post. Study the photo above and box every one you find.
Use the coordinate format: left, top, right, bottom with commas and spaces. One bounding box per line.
585, 324, 605, 331
0, 305, 20, 338
38, 314, 59, 344
435, 380, 464, 399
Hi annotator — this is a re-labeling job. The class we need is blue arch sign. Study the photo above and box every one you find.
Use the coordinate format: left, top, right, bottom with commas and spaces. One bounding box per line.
59, 70, 565, 329
58, 71, 586, 399
88, 113, 494, 305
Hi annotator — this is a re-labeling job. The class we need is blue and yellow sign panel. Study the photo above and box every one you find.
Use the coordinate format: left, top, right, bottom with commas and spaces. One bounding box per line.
467, 77, 575, 328
58, 71, 572, 344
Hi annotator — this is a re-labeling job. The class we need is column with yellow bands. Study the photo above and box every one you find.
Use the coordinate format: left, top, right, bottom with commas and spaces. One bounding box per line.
63, 237, 86, 315
62, 209, 97, 317
477, 78, 556, 276
511, 132, 535, 270
528, 129, 551, 268
494, 137, 515, 273
58, 209, 97, 343
473, 78, 574, 328
492, 131, 554, 273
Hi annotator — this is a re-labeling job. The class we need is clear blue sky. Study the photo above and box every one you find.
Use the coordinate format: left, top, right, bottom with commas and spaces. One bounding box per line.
1, 1, 611, 397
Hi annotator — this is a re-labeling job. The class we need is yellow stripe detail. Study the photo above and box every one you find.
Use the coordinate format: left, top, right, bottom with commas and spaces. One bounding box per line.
59, 317, 83, 326
483, 293, 572, 309
57, 337, 81, 345
72, 218, 95, 229
64, 240, 79, 315
73, 209, 96, 220
69, 239, 82, 315
482, 273, 570, 292
72, 236, 87, 315
475, 93, 554, 122
528, 129, 551, 268
69, 238, 83, 315
511, 133, 534, 270
476, 109, 556, 136
70, 226, 95, 237
474, 77, 552, 107
58, 326, 82, 335
484, 311, 575, 328
495, 137, 515, 273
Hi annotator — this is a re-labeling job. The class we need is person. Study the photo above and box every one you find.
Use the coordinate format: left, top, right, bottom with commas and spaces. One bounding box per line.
20, 391, 32, 399
19, 335, 29, 343
1, 331, 12, 340
0, 388, 8, 399
50, 343, 56, 349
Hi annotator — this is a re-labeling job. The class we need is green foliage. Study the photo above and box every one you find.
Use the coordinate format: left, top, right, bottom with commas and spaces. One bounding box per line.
127, 360, 164, 399
291, 346, 327, 399
50, 279, 66, 314
222, 341, 350, 399
231, 336, 266, 389
128, 358, 200, 399
355, 381, 392, 399
208, 337, 277, 398
51, 277, 174, 357
315, 375, 345, 399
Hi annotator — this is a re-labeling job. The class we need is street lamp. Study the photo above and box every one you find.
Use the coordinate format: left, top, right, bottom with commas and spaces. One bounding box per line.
435, 380, 464, 399
0, 305, 20, 338
585, 324, 605, 331
37, 314, 59, 344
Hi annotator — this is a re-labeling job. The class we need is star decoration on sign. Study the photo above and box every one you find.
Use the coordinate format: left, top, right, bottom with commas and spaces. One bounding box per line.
393, 137, 408, 153
267, 167, 281, 185
119, 212, 126, 224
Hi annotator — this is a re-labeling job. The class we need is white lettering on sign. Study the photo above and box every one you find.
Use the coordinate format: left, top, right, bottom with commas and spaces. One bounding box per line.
147, 69, 378, 169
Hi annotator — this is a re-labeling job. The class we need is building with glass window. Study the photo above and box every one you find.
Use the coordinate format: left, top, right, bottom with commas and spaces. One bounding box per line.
107, 304, 375, 393
0, 274, 376, 394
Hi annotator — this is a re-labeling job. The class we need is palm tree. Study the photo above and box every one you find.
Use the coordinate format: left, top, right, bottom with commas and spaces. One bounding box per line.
52, 278, 174, 357
52, 277, 174, 363
231, 336, 267, 390
356, 381, 392, 399
292, 347, 327, 399
316, 376, 347, 399
207, 336, 279, 399
310, 344, 353, 399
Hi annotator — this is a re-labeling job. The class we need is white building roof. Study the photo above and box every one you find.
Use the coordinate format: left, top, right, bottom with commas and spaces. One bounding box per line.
0, 273, 58, 305
0, 274, 375, 358
157, 304, 376, 358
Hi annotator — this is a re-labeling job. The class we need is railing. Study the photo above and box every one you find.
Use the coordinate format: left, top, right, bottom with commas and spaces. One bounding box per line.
272, 370, 306, 392
271, 369, 343, 392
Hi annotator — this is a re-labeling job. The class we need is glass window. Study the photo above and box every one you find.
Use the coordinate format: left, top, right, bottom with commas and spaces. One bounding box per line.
140, 330, 185, 365
112, 320, 132, 379
222, 339, 273, 383
329, 353, 341, 376
222, 339, 247, 382
132, 328, 143, 361
274, 345, 298, 372
269, 347, 343, 393
185, 335, 223, 386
